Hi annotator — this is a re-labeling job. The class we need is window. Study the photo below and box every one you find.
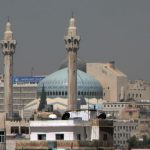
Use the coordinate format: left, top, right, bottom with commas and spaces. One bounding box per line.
77, 134, 81, 140
78, 91, 80, 96
56, 134, 64, 140
129, 111, 133, 116
0, 131, 5, 143
87, 92, 89, 96
11, 126, 19, 134
103, 93, 105, 96
38, 134, 46, 140
103, 134, 107, 141
65, 91, 67, 96
21, 127, 29, 134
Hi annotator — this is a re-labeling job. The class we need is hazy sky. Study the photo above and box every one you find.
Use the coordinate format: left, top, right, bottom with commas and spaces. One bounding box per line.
0, 0, 150, 81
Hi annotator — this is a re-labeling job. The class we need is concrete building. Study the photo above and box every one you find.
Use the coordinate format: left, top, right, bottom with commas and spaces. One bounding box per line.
132, 119, 150, 138
0, 20, 17, 118
0, 76, 44, 115
29, 118, 113, 145
127, 80, 150, 101
87, 62, 128, 102
113, 120, 138, 148
102, 101, 149, 120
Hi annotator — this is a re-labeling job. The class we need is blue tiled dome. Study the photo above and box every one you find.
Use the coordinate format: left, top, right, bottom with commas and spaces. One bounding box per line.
37, 68, 103, 99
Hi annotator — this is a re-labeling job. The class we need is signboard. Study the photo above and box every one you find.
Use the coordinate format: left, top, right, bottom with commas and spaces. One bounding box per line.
13, 76, 44, 84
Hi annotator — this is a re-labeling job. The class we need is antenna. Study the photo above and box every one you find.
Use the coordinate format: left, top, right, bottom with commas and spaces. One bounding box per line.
7, 16, 10, 22
71, 11, 74, 18
31, 67, 34, 76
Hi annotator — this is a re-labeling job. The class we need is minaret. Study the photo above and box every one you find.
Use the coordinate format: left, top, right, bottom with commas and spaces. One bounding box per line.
64, 16, 80, 110
0, 19, 17, 118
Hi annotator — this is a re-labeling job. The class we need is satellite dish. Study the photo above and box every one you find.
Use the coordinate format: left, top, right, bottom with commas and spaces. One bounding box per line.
48, 114, 57, 119
62, 112, 70, 120
97, 112, 106, 119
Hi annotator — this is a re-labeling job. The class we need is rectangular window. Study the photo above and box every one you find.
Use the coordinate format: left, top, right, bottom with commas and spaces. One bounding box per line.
0, 131, 5, 143
77, 134, 81, 140
21, 127, 29, 134
103, 134, 107, 141
38, 134, 46, 140
11, 127, 19, 134
56, 134, 64, 140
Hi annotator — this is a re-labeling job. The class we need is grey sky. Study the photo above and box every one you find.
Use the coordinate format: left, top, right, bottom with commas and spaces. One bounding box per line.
0, 0, 150, 81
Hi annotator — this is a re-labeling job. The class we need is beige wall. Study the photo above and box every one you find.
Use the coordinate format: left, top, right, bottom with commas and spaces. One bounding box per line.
127, 80, 150, 100
86, 62, 128, 102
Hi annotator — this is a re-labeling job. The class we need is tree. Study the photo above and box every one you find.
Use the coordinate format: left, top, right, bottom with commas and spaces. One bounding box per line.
127, 135, 138, 150
38, 84, 47, 111
127, 135, 150, 150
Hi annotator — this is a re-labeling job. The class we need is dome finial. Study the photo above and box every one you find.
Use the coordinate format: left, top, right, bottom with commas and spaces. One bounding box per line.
68, 13, 77, 36
5, 16, 12, 32
71, 11, 74, 18
7, 16, 10, 22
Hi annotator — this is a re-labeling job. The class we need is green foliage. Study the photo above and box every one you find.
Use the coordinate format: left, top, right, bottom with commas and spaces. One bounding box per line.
38, 85, 47, 111
127, 135, 150, 150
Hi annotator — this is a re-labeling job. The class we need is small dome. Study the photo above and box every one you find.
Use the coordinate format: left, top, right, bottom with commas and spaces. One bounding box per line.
37, 68, 103, 99
58, 57, 86, 72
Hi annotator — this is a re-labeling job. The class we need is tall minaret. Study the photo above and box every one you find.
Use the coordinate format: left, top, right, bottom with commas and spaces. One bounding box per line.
0, 19, 17, 118
64, 16, 80, 110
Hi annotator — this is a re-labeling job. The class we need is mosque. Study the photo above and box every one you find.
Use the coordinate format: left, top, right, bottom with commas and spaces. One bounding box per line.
22, 15, 127, 119
0, 15, 127, 119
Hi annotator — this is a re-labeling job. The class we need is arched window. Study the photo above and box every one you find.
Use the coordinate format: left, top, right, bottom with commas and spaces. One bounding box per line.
87, 92, 89, 96
10, 43, 15, 49
4, 43, 7, 49
68, 39, 72, 43
90, 92, 92, 96
78, 91, 80, 96
65, 91, 67, 96
59, 91, 61, 95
